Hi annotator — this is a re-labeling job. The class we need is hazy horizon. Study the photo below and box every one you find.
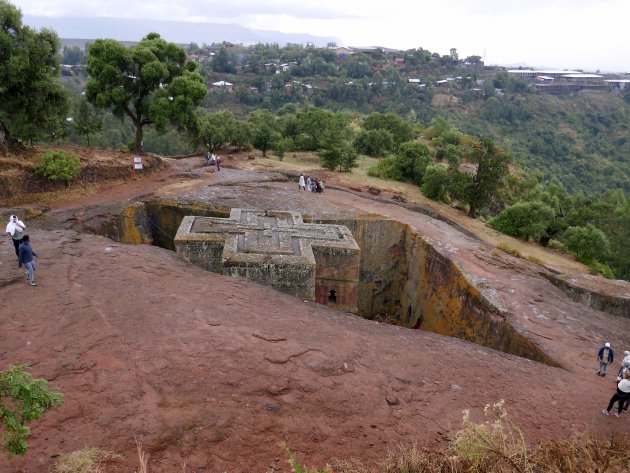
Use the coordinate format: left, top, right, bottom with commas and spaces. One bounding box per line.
12, 0, 630, 72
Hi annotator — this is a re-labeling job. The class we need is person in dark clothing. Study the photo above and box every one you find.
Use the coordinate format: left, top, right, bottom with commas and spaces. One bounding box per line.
18, 234, 38, 286
602, 370, 630, 417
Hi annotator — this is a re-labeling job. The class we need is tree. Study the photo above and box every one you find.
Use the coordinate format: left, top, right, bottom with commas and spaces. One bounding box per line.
0, 0, 69, 152
292, 107, 342, 151
248, 109, 278, 157
212, 46, 237, 74
354, 129, 394, 157
86, 33, 207, 153
0, 365, 63, 456
318, 128, 358, 172
73, 99, 102, 146
466, 138, 511, 217
61, 45, 86, 65
273, 137, 294, 161
362, 113, 413, 148
192, 109, 237, 153
395, 141, 432, 185
317, 114, 357, 171
229, 120, 252, 151
449, 48, 459, 63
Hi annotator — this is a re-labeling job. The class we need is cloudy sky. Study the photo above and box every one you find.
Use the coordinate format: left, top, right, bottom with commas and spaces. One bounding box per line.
12, 0, 630, 72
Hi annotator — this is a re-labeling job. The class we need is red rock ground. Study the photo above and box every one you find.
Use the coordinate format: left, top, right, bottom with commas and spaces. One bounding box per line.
1, 154, 630, 472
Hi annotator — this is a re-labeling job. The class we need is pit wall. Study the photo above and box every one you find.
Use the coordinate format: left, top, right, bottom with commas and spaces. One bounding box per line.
117, 202, 556, 364
400, 230, 558, 365
142, 199, 230, 250
543, 273, 630, 319
314, 216, 557, 365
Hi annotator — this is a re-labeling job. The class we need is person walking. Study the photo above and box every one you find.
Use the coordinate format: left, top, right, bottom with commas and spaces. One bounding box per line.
602, 370, 630, 417
306, 176, 312, 192
216, 155, 221, 171
298, 174, 306, 191
597, 342, 614, 376
18, 234, 38, 286
6, 214, 26, 259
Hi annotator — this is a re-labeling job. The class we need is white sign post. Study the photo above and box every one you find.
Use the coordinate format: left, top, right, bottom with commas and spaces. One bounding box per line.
132, 156, 143, 178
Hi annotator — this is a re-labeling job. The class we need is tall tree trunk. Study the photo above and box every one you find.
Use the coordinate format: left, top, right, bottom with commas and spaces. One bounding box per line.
0, 120, 26, 155
134, 123, 144, 153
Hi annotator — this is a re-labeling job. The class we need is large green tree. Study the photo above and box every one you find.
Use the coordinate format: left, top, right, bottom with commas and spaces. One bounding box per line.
193, 109, 238, 153
465, 138, 511, 217
86, 33, 207, 152
248, 109, 278, 157
0, 0, 69, 152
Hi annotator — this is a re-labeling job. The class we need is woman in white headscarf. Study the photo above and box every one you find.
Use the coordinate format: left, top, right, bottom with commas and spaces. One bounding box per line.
6, 214, 26, 258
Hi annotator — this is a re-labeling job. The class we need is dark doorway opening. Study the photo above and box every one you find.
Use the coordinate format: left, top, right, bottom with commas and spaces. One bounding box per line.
328, 289, 337, 304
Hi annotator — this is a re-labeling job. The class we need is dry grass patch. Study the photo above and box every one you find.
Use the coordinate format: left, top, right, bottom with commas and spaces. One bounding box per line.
54, 447, 121, 473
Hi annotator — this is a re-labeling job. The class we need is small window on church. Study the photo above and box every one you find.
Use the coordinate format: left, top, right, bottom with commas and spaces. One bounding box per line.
328, 289, 337, 303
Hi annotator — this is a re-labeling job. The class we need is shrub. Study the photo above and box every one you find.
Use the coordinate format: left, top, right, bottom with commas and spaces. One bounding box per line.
54, 447, 121, 473
354, 129, 394, 157
488, 201, 555, 241
421, 164, 450, 202
496, 243, 522, 258
582, 258, 615, 279
367, 156, 404, 181
562, 224, 610, 261
450, 400, 531, 472
35, 150, 81, 186
0, 365, 63, 456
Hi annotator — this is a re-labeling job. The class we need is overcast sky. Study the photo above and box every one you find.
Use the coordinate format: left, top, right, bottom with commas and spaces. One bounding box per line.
12, 0, 630, 72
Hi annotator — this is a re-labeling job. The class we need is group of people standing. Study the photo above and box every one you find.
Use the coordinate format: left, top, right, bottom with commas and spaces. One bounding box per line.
298, 174, 324, 193
5, 215, 38, 286
598, 342, 630, 417
203, 152, 221, 171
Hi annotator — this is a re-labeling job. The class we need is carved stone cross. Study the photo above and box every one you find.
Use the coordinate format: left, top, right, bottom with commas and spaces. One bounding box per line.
175, 209, 360, 311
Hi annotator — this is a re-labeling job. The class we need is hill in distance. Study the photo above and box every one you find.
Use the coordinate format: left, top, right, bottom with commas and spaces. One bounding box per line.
23, 14, 338, 47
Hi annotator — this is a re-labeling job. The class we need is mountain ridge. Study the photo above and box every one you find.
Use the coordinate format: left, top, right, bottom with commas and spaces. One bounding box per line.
23, 14, 338, 47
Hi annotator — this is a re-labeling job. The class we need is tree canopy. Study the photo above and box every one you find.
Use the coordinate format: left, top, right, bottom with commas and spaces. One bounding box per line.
0, 0, 69, 151
86, 33, 207, 152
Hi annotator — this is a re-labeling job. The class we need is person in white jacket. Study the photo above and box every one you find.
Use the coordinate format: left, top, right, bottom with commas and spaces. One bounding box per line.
5, 214, 26, 259
298, 174, 306, 191
602, 370, 630, 417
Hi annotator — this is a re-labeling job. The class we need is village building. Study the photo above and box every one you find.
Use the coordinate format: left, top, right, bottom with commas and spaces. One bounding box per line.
212, 80, 234, 92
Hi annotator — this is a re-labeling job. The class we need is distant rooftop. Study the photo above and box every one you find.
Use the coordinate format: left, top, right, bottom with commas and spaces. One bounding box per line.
563, 74, 603, 79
